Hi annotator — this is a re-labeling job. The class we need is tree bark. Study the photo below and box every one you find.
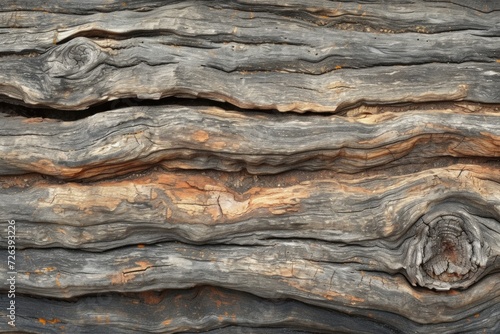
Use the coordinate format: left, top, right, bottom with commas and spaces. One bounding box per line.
1, 1, 499, 333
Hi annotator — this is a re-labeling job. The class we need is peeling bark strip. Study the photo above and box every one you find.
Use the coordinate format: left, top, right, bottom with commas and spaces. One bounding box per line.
1, 0, 500, 333
2, 107, 500, 179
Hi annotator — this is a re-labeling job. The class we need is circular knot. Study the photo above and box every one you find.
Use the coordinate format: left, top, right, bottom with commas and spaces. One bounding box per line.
45, 37, 105, 79
405, 204, 490, 290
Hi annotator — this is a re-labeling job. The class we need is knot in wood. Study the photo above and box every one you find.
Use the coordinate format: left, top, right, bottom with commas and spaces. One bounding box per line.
45, 37, 105, 79
422, 217, 475, 282
404, 205, 489, 291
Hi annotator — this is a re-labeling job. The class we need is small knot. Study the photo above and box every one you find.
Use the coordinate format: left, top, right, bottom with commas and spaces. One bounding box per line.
404, 204, 490, 290
45, 37, 106, 79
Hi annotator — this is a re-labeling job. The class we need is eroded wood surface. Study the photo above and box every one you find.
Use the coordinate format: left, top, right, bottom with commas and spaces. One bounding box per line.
0, 286, 404, 334
1, 166, 500, 255
1, 0, 500, 333
0, 1, 499, 111
1, 106, 500, 179
1, 286, 499, 333
0, 164, 499, 331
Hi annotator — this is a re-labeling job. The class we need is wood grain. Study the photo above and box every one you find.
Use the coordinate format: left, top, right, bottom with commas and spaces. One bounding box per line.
1, 106, 500, 179
1, 286, 405, 334
2, 241, 499, 324
0, 1, 499, 111
1, 286, 498, 334
1, 166, 499, 290
1, 1, 499, 333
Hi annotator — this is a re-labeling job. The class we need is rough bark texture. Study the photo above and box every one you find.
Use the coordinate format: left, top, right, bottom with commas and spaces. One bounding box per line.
1, 1, 500, 333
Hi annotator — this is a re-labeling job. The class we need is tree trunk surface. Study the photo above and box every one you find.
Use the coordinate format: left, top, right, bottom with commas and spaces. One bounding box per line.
0, 1, 499, 333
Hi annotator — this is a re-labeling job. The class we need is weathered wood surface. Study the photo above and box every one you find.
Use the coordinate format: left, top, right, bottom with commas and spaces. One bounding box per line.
1, 0, 500, 333
0, 286, 498, 334
1, 165, 499, 331
2, 36, 498, 112
0, 1, 499, 111
4, 287, 495, 334
2, 166, 500, 258
1, 106, 500, 179
3, 240, 499, 319
0, 286, 404, 334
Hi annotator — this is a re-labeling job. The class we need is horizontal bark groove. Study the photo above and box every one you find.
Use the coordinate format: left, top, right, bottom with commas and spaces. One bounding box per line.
1, 106, 500, 179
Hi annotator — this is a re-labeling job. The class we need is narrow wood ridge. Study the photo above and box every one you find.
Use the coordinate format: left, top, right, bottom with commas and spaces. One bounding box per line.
1, 106, 500, 179
1, 1, 499, 333
2, 0, 500, 29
